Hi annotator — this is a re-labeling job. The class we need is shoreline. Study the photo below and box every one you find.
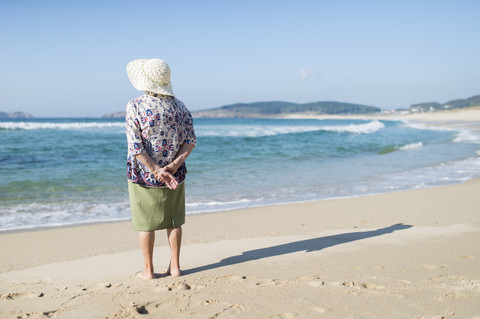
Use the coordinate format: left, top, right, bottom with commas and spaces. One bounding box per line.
2, 172, 479, 235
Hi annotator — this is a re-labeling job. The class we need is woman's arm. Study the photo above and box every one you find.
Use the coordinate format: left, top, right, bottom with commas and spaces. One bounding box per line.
134, 153, 179, 190
166, 143, 195, 173
134, 143, 195, 190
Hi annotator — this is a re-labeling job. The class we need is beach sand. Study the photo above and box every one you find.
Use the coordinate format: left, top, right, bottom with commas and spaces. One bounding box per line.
1, 110, 480, 318
282, 106, 480, 133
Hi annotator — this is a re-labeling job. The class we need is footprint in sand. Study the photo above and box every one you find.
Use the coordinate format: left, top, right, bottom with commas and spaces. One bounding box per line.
200, 299, 245, 316
201, 299, 221, 305
307, 281, 325, 288
255, 279, 288, 287
171, 282, 191, 290
292, 275, 325, 287
362, 283, 383, 289
327, 281, 343, 287
369, 265, 386, 270
107, 302, 149, 318
190, 284, 206, 290
220, 274, 248, 282
311, 307, 327, 314
295, 275, 321, 281
429, 274, 465, 282
15, 310, 59, 318
420, 264, 447, 270
155, 285, 172, 292
156, 281, 205, 292
0, 291, 44, 300
78, 282, 113, 292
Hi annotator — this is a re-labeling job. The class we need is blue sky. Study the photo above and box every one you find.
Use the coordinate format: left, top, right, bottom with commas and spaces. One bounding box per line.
1, 0, 479, 117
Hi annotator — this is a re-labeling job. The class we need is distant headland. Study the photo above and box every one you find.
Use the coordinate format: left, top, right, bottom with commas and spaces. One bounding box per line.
0, 111, 33, 119
192, 101, 380, 118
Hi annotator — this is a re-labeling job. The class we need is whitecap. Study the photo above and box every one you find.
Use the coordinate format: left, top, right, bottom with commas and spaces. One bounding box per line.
0, 122, 124, 130
319, 120, 385, 134
399, 142, 423, 151
196, 125, 322, 137
453, 130, 480, 143
197, 120, 385, 137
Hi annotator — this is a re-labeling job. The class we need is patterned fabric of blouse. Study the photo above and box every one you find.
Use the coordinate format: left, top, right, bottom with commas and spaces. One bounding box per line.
125, 94, 196, 188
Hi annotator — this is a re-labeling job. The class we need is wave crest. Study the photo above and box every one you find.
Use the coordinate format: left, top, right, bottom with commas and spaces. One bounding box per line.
399, 142, 423, 151
198, 120, 385, 137
320, 120, 385, 134
453, 130, 480, 143
0, 122, 124, 130
197, 125, 322, 137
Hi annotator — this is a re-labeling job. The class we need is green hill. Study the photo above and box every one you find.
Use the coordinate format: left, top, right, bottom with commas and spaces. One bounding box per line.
193, 101, 381, 118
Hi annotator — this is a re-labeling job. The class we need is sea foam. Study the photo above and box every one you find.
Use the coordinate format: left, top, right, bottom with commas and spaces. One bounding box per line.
197, 120, 385, 137
197, 125, 323, 137
453, 130, 480, 143
0, 201, 131, 232
399, 142, 423, 151
0, 122, 124, 130
319, 120, 385, 134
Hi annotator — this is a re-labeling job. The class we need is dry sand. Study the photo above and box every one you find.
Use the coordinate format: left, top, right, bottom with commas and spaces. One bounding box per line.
1, 109, 480, 318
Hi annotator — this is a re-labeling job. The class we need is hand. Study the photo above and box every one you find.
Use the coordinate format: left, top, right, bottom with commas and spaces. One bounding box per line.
153, 165, 178, 190
164, 162, 179, 175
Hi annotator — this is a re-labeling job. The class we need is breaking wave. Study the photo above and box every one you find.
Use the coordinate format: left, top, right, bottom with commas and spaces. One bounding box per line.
399, 142, 423, 151
319, 120, 385, 134
0, 121, 124, 130
197, 120, 385, 137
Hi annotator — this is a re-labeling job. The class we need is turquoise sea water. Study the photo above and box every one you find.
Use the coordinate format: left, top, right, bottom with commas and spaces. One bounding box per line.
1, 118, 479, 231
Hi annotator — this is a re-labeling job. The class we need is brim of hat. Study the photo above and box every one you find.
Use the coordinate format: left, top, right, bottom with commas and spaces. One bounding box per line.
126, 59, 175, 97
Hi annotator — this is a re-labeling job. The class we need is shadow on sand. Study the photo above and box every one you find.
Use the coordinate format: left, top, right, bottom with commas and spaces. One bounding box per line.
184, 223, 412, 275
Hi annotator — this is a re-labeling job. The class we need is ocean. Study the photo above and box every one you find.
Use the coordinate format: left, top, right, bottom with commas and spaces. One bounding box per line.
1, 117, 479, 232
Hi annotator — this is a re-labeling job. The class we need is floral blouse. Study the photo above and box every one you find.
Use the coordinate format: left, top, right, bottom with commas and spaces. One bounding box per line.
125, 94, 196, 188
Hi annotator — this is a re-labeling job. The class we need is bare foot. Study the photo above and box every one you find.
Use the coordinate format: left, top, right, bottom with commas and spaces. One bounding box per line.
166, 265, 182, 277
136, 270, 155, 280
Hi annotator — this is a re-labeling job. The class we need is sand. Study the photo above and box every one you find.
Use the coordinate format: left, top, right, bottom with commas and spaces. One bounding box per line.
281, 106, 480, 132
1, 109, 480, 318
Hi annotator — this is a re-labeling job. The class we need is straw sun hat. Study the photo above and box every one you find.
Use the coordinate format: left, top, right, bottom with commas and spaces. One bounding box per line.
126, 58, 174, 96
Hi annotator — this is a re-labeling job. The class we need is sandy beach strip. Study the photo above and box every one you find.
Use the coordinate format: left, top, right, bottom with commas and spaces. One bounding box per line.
1, 110, 480, 318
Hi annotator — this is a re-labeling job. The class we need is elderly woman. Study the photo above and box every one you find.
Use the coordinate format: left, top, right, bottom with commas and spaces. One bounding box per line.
125, 58, 196, 279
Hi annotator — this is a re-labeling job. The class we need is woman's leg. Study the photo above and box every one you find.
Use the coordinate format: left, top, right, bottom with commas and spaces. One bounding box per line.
138, 231, 155, 279
167, 226, 182, 276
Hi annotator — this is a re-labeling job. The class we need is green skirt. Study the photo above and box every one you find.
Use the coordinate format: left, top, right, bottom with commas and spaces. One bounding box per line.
128, 181, 185, 231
